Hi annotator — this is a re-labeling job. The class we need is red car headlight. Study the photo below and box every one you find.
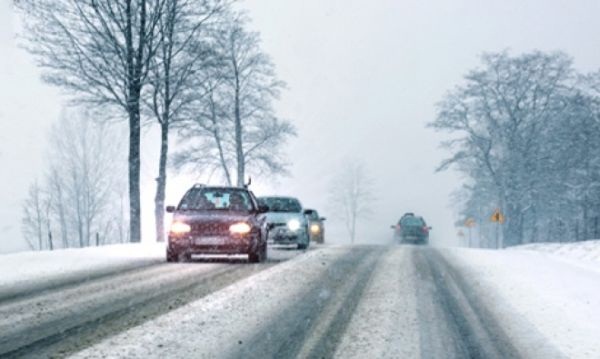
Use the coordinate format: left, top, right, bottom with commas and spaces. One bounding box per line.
170, 221, 191, 235
230, 222, 251, 234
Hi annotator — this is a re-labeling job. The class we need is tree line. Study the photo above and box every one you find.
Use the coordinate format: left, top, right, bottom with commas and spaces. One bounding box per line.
431, 51, 600, 247
21, 110, 129, 250
16, 0, 294, 248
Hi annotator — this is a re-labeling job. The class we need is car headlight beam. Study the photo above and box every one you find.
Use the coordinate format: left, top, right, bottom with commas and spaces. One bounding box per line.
310, 224, 320, 234
287, 219, 301, 231
170, 221, 191, 234
230, 222, 251, 234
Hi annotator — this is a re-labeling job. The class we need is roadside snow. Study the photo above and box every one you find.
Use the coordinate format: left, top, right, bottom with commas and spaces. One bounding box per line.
445, 248, 600, 358
509, 240, 600, 271
0, 243, 165, 300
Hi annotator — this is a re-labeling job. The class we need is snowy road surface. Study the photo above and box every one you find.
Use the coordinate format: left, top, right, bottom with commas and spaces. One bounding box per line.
0, 244, 598, 358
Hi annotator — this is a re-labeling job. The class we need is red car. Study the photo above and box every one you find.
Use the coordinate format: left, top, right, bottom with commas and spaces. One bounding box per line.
166, 185, 270, 263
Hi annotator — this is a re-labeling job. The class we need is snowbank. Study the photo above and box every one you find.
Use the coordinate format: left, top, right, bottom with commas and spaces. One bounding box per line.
0, 243, 165, 301
509, 239, 600, 272
445, 248, 600, 358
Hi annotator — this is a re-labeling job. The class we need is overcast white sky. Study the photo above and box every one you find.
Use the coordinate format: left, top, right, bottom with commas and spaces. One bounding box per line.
1, 0, 600, 252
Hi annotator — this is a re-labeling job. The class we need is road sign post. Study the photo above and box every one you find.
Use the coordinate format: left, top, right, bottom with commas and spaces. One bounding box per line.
490, 209, 504, 249
468, 227, 472, 247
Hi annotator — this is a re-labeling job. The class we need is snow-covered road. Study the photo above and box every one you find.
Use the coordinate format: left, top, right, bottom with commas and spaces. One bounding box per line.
1, 243, 599, 358
0, 246, 304, 357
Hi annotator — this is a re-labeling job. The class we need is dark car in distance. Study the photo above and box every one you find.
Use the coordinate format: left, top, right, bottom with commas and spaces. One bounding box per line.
166, 185, 269, 263
392, 213, 431, 245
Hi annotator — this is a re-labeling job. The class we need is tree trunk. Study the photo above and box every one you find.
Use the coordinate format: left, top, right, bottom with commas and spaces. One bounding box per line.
210, 96, 232, 186
48, 231, 53, 251
128, 102, 142, 243
582, 204, 589, 241
125, 0, 144, 243
234, 88, 244, 187
232, 55, 244, 187
502, 201, 523, 247
57, 197, 68, 248
154, 121, 168, 242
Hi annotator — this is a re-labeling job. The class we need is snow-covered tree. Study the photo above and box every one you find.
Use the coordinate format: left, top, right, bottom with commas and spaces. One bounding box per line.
16, 0, 165, 243
432, 51, 600, 246
147, 0, 227, 242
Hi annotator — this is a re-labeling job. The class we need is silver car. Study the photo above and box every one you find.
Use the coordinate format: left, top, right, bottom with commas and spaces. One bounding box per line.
258, 196, 310, 249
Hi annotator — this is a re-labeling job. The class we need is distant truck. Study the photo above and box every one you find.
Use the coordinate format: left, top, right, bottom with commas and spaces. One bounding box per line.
391, 213, 431, 245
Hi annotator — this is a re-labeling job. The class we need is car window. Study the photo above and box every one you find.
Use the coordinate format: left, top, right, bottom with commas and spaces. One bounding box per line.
400, 217, 425, 226
260, 197, 302, 213
179, 188, 253, 212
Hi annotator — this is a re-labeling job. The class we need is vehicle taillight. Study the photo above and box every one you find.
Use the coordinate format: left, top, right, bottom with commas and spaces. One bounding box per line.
422, 226, 429, 233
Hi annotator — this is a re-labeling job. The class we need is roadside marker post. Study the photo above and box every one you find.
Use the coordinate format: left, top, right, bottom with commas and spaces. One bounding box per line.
464, 218, 476, 248
490, 209, 504, 248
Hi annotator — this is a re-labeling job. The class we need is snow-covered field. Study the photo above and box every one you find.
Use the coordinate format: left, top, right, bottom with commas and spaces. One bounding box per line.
0, 243, 165, 300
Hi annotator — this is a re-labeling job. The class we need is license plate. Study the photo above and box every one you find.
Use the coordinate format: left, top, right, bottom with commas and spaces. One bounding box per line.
194, 236, 226, 245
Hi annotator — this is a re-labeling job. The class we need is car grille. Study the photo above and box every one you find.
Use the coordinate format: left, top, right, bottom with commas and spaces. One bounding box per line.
191, 223, 230, 236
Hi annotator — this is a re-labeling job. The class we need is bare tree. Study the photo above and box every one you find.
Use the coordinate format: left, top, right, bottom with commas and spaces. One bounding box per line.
22, 109, 128, 249
21, 180, 47, 250
328, 159, 376, 243
47, 167, 69, 249
174, 15, 295, 186
147, 0, 226, 242
16, 0, 166, 242
174, 72, 235, 185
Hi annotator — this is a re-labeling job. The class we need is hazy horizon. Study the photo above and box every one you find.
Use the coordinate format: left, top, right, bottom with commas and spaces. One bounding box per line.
2, 0, 600, 252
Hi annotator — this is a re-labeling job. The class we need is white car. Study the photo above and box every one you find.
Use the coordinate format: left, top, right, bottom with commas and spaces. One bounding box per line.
258, 196, 310, 249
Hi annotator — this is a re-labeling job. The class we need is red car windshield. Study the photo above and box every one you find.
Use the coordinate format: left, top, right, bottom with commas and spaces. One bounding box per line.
178, 188, 254, 212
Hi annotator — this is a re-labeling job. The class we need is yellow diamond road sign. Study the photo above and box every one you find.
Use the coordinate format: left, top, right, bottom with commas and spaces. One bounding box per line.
490, 209, 505, 224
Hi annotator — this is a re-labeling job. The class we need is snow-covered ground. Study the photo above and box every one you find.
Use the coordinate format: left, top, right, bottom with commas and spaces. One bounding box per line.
446, 243, 600, 358
2, 242, 599, 358
71, 246, 356, 358
0, 243, 165, 300
510, 239, 600, 270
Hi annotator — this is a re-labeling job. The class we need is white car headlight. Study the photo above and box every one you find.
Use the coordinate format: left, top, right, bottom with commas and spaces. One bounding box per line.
230, 222, 251, 234
287, 219, 301, 231
170, 221, 191, 234
310, 224, 320, 234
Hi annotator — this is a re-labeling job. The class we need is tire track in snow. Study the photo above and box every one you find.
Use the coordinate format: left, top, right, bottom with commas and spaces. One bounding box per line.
414, 247, 523, 359
0, 261, 273, 358
232, 245, 383, 359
